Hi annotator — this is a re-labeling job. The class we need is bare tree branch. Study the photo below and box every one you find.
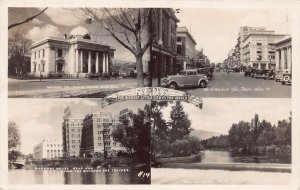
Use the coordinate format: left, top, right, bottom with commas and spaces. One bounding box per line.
8, 8, 48, 30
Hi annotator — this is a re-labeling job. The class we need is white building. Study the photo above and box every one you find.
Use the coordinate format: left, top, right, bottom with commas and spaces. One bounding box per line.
33, 139, 63, 159
176, 26, 197, 70
241, 29, 285, 69
30, 26, 115, 78
275, 36, 292, 73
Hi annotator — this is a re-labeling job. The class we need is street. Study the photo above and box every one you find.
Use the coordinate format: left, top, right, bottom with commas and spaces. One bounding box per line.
182, 71, 291, 98
8, 71, 291, 98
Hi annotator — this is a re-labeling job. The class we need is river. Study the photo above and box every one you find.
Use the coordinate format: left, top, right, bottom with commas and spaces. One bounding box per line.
151, 150, 291, 185
8, 167, 150, 184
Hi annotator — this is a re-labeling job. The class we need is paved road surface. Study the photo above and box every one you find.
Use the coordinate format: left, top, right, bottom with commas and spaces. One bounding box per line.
183, 71, 291, 98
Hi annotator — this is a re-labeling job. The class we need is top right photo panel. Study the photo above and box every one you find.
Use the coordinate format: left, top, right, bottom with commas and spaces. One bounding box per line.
159, 8, 292, 98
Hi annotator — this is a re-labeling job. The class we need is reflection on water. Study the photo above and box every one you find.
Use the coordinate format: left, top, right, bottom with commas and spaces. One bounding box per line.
9, 167, 150, 184
199, 150, 290, 164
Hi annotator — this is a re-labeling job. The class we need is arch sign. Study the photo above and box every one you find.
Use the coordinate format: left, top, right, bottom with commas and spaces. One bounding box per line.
100, 87, 203, 109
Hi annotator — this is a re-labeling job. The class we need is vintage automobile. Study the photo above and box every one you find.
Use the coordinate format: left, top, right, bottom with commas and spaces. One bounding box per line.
275, 71, 283, 82
282, 73, 292, 85
162, 69, 208, 89
86, 73, 101, 80
196, 67, 213, 80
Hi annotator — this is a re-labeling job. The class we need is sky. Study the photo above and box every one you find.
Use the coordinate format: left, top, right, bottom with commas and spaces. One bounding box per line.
8, 7, 290, 63
8, 99, 149, 154
9, 98, 290, 154
161, 98, 291, 135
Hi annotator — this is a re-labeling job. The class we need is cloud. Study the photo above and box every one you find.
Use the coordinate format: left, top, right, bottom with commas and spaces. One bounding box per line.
26, 24, 61, 41
32, 18, 44, 25
43, 8, 82, 26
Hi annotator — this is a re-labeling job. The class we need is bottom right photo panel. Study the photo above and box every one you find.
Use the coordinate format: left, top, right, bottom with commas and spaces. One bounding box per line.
151, 98, 291, 185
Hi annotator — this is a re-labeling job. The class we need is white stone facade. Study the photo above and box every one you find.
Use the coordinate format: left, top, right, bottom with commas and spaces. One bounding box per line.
275, 36, 292, 73
30, 32, 115, 78
241, 33, 285, 69
33, 139, 63, 160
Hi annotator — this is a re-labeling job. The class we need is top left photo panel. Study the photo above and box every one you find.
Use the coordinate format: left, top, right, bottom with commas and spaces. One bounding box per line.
8, 7, 158, 98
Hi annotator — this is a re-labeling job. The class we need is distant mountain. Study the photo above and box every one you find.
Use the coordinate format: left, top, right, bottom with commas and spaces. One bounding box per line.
190, 129, 223, 140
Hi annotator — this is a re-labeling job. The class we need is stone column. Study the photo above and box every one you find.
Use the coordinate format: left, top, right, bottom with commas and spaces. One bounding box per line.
106, 52, 109, 73
275, 50, 280, 71
287, 46, 291, 70
75, 49, 79, 73
96, 52, 99, 73
280, 49, 285, 70
80, 50, 83, 72
102, 52, 106, 73
88, 51, 91, 73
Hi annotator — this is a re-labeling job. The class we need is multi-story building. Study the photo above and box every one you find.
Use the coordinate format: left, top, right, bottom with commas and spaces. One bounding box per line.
241, 29, 285, 69
275, 36, 292, 73
33, 138, 63, 160
151, 8, 180, 77
176, 26, 197, 71
62, 106, 83, 157
30, 26, 115, 78
235, 26, 273, 69
80, 112, 125, 157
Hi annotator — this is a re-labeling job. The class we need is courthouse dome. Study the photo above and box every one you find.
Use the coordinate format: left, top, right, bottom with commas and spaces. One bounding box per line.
70, 26, 89, 36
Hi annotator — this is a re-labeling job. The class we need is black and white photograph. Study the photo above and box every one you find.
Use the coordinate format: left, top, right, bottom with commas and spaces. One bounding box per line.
8, 7, 292, 98
8, 98, 151, 184
151, 98, 291, 185
1, 0, 300, 190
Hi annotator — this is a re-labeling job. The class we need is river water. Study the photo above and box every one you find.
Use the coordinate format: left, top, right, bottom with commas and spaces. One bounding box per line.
151, 150, 291, 184
8, 167, 150, 184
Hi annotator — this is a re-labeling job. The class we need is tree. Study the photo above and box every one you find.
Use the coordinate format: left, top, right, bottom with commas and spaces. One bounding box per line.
144, 101, 169, 158
8, 121, 21, 162
8, 33, 32, 78
169, 101, 192, 142
112, 109, 151, 163
80, 8, 154, 87
8, 8, 48, 30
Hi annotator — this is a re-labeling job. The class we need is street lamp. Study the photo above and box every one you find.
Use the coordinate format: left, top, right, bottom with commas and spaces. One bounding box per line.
157, 39, 163, 87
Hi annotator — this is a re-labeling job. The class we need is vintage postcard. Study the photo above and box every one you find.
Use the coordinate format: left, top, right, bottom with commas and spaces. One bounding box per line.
1, 0, 300, 190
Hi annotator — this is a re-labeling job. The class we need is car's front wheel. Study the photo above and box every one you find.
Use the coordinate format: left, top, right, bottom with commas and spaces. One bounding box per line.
169, 82, 178, 89
199, 80, 207, 88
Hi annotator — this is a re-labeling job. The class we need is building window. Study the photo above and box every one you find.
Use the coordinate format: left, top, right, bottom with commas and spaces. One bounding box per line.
98, 137, 102, 140
57, 49, 63, 57
43, 49, 45, 57
34, 52, 36, 59
39, 51, 40, 58
257, 43, 262, 46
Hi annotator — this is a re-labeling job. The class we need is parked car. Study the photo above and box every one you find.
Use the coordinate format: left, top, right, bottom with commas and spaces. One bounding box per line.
262, 69, 275, 80
162, 69, 208, 89
196, 67, 213, 80
101, 72, 110, 79
275, 71, 283, 82
282, 73, 292, 85
254, 69, 275, 79
244, 68, 257, 77
86, 73, 101, 80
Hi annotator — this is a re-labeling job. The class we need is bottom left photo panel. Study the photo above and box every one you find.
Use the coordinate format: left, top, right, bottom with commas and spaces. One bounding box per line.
8, 98, 151, 185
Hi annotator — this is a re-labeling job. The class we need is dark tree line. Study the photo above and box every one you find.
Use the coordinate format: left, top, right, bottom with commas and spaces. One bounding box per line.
201, 113, 291, 152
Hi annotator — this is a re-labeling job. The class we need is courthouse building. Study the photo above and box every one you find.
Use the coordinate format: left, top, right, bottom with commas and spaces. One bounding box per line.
33, 138, 63, 159
275, 36, 292, 73
30, 26, 115, 78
